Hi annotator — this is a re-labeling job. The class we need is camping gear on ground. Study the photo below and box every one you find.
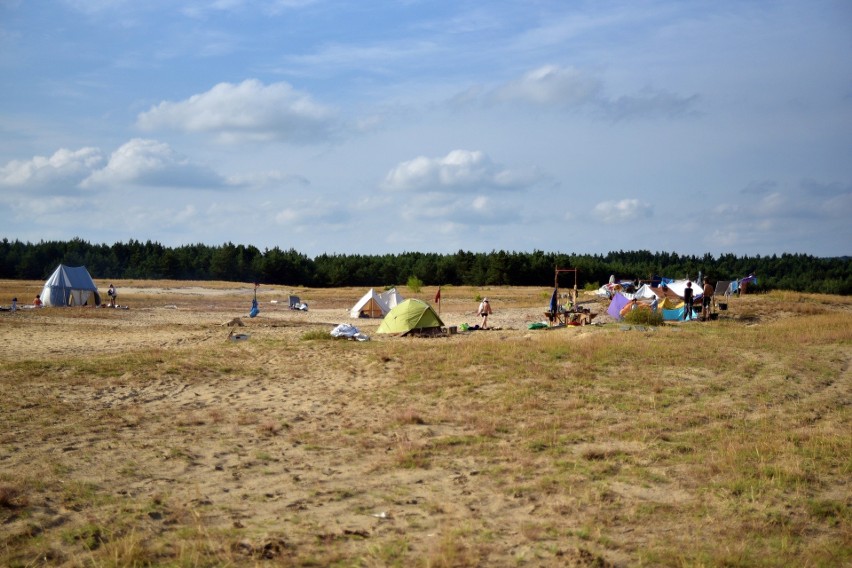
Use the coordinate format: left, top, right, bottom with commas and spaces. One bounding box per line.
376, 299, 445, 335
249, 285, 259, 318
545, 288, 562, 325
350, 288, 390, 318
288, 295, 308, 310
40, 264, 101, 307
330, 323, 370, 341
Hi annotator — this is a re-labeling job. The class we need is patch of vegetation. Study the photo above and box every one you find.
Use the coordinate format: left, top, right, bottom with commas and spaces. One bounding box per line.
622, 307, 664, 326
300, 328, 334, 340
1, 282, 849, 567
406, 275, 423, 293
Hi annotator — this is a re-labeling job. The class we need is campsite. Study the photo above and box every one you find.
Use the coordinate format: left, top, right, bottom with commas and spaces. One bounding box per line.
1, 279, 850, 567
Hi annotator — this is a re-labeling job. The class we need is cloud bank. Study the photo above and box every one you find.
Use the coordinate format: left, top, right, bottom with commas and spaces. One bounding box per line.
382, 150, 543, 193
137, 79, 339, 143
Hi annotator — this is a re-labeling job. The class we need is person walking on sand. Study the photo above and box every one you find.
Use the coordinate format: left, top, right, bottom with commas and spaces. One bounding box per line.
478, 298, 492, 329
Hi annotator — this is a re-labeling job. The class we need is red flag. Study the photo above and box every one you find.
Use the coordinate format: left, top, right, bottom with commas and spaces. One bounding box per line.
434, 287, 441, 303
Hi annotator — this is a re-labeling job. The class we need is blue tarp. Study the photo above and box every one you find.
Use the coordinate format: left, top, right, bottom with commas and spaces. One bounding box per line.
662, 306, 697, 321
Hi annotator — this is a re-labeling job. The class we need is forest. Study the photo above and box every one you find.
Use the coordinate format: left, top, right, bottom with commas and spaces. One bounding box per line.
0, 238, 849, 294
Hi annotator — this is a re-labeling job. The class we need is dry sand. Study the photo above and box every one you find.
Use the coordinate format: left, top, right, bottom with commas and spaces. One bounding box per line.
4, 282, 843, 566
0, 283, 626, 566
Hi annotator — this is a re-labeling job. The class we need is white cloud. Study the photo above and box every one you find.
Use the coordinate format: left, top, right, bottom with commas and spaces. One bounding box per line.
493, 65, 601, 107
61, 0, 130, 15
801, 178, 851, 198
8, 195, 86, 217
592, 198, 653, 223
182, 0, 318, 18
274, 198, 351, 229
382, 149, 541, 193
754, 192, 787, 216
136, 79, 338, 144
0, 147, 104, 193
81, 138, 224, 189
718, 179, 852, 224
226, 170, 310, 189
602, 88, 700, 120
457, 65, 699, 120
741, 180, 777, 195
394, 192, 521, 226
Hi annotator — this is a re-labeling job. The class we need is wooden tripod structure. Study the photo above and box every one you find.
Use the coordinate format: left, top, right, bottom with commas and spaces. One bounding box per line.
554, 266, 579, 308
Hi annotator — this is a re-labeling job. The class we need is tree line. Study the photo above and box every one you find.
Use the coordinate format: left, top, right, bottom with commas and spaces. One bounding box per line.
0, 238, 849, 295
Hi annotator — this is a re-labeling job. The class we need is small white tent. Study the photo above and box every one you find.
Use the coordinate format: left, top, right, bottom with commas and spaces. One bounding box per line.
41, 264, 101, 307
623, 284, 659, 302
350, 288, 390, 318
378, 288, 404, 310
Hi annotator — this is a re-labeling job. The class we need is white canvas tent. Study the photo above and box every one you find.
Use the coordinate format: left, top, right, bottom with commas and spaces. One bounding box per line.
40, 264, 101, 307
378, 288, 404, 310
623, 284, 658, 302
661, 279, 704, 300
350, 288, 389, 318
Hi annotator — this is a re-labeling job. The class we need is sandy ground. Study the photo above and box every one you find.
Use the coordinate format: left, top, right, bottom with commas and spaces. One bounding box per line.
1, 284, 633, 566
5, 283, 841, 566
2, 285, 610, 360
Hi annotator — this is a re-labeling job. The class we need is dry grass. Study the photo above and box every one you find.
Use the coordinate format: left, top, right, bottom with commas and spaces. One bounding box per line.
0, 281, 849, 567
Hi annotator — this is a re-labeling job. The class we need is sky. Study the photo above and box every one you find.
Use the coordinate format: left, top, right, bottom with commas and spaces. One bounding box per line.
1, 0, 851, 258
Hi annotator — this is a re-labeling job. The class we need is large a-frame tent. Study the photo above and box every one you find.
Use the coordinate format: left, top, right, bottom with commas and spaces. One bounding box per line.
350, 288, 390, 318
41, 264, 101, 307
376, 299, 444, 335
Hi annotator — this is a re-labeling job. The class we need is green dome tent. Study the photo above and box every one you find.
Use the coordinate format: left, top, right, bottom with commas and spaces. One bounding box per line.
376, 299, 444, 335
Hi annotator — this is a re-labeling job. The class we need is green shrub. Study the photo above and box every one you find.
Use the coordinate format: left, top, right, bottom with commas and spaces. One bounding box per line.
622, 308, 664, 326
407, 276, 423, 293
300, 329, 334, 341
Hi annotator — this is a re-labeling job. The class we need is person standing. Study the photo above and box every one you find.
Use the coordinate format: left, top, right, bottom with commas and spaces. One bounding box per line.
10, 297, 17, 312
107, 284, 117, 307
702, 278, 714, 320
478, 298, 492, 329
683, 282, 694, 321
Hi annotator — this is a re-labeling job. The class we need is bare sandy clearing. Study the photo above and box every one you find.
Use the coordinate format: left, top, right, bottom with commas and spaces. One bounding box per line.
2, 281, 849, 566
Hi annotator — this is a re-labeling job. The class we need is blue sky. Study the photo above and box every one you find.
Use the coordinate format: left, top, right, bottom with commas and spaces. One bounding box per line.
1, 0, 850, 257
